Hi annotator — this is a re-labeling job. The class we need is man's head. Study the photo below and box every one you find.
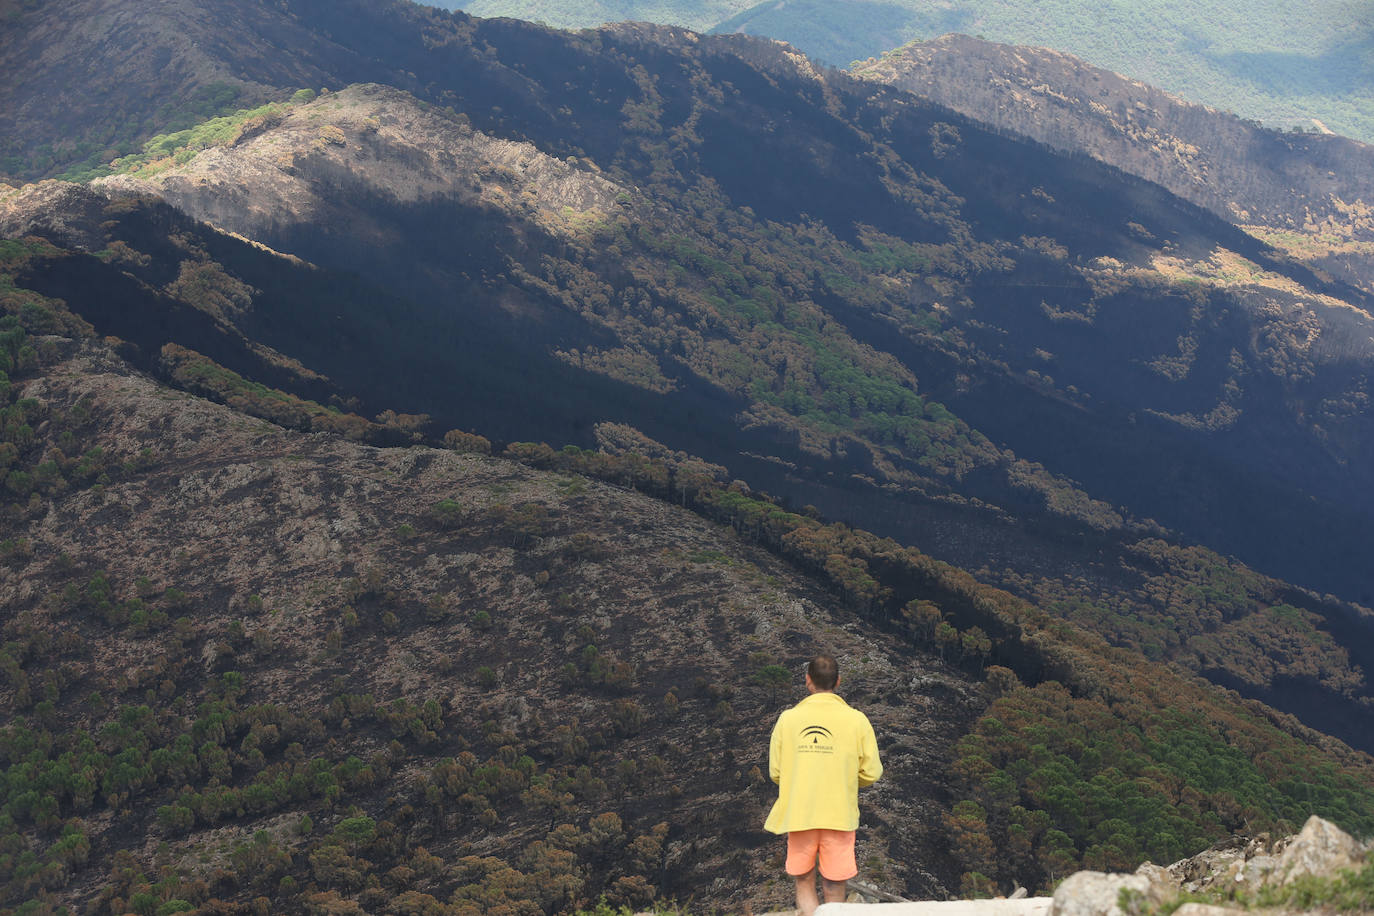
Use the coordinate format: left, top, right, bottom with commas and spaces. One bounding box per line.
806, 654, 839, 692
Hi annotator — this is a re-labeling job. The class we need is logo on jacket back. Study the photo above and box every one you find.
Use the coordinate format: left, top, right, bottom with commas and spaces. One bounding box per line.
799, 725, 834, 753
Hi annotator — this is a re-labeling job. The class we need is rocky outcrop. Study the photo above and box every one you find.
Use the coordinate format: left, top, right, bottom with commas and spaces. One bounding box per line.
817, 816, 1368, 915
1274, 814, 1367, 886
1049, 870, 1173, 916
1169, 815, 1368, 899
1040, 815, 1371, 915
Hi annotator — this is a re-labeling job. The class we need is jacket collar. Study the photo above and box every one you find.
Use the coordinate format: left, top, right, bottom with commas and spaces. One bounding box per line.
799, 691, 848, 707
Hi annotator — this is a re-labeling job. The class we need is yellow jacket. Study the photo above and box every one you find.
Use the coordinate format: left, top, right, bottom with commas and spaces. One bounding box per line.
764, 691, 882, 834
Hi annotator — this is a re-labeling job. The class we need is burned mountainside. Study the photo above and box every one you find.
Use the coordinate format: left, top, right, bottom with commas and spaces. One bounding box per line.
1, 248, 1374, 912
6, 0, 1374, 611
5, 1, 1374, 910
3, 0, 1374, 769
0, 333, 981, 913
853, 34, 1374, 296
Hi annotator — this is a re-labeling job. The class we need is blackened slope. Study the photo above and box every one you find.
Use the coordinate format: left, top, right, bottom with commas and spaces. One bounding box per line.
232, 4, 1374, 594
249, 4, 1371, 310
10, 0, 1374, 735
0, 0, 344, 179
7, 191, 760, 454
16, 0, 1373, 603
854, 35, 1374, 290
0, 337, 980, 913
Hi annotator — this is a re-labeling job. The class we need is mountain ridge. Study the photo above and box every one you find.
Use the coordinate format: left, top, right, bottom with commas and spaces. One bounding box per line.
852, 34, 1374, 297
711, 0, 1374, 142
4, 0, 1373, 689
429, 0, 1374, 144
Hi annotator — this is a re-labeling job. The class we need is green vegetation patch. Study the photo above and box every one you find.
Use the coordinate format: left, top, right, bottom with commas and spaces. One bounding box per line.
950, 684, 1374, 893
1251, 860, 1374, 913
159, 343, 378, 441
62, 90, 316, 182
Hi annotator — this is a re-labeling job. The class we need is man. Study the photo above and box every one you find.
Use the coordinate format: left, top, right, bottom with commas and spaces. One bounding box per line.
764, 654, 883, 916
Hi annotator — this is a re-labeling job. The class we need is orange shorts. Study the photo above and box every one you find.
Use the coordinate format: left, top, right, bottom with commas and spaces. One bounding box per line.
785, 828, 857, 881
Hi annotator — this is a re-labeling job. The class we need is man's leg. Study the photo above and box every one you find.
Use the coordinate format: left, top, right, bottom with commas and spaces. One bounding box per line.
815, 829, 856, 908
786, 831, 824, 916
793, 868, 820, 916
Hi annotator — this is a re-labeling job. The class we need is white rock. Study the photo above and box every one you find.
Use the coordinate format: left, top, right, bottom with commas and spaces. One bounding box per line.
1170, 905, 1240, 916
1132, 863, 1177, 889
817, 900, 1051, 916
1049, 871, 1171, 916
1274, 815, 1365, 885
1232, 853, 1277, 892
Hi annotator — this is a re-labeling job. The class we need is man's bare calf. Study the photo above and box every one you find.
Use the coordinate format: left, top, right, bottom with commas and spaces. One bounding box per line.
793, 868, 846, 916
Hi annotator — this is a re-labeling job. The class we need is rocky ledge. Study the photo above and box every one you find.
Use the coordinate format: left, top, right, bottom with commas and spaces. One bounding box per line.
814, 815, 1368, 915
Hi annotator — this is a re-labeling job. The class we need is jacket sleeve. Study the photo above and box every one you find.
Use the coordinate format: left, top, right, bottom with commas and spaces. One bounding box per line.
769, 715, 784, 785
857, 713, 882, 787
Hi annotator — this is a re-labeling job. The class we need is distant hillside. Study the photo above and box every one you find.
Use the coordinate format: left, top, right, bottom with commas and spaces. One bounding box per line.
434, 0, 1374, 144
851, 34, 1374, 296
0, 0, 348, 181
439, 0, 745, 32
715, 0, 1374, 143
13, 0, 1374, 606
5, 0, 1374, 713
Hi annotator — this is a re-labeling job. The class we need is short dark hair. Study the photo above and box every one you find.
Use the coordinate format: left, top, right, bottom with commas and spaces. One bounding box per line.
807, 654, 839, 691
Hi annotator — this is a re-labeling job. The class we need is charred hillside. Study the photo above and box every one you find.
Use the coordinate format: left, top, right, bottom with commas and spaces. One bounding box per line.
853, 34, 1374, 295
0, 330, 982, 913
7, 0, 1374, 606
1, 284, 1373, 914
4, 0, 1374, 735
5, 4, 1374, 910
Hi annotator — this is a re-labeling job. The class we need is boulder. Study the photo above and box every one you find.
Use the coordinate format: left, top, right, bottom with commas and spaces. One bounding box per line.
1274, 815, 1365, 885
1048, 870, 1172, 916
1167, 837, 1248, 893
1165, 831, 1288, 895
1231, 853, 1278, 893
1132, 863, 1177, 890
